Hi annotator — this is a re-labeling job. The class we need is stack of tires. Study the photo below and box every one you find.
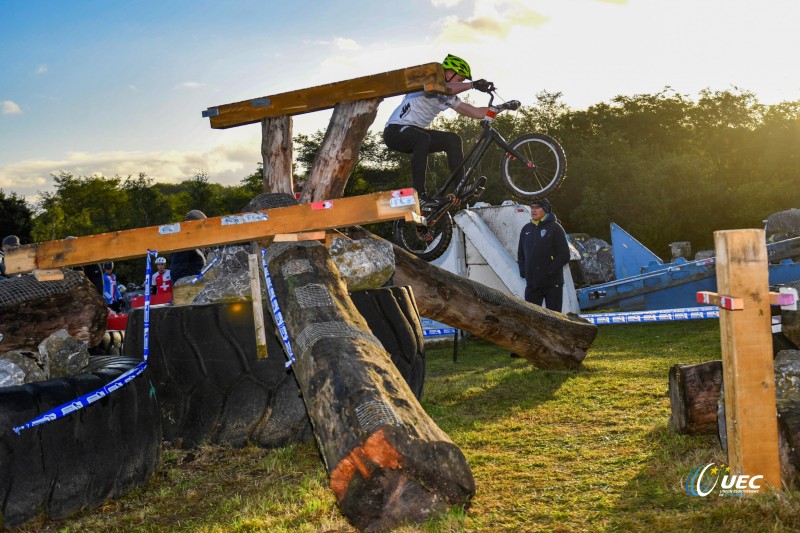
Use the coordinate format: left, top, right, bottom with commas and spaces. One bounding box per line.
0, 357, 161, 528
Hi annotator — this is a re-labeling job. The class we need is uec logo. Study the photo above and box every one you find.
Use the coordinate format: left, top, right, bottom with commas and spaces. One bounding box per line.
685, 463, 764, 497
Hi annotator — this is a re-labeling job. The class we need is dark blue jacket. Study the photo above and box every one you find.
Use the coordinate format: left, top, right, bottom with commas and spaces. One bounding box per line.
517, 213, 570, 289
171, 249, 206, 281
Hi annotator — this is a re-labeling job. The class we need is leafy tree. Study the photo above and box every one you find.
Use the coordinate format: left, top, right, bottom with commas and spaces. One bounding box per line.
0, 190, 34, 243
121, 173, 172, 228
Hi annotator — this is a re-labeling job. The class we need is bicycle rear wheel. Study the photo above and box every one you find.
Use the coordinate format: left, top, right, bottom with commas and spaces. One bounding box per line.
393, 212, 453, 262
500, 133, 566, 200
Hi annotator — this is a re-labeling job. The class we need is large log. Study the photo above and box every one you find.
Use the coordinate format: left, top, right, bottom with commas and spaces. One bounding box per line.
261, 115, 294, 195
346, 227, 597, 369
300, 99, 381, 204
264, 240, 474, 531
0, 270, 107, 354
668, 360, 723, 435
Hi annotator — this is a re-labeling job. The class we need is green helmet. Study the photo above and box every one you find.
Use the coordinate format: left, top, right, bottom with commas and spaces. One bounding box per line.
442, 54, 472, 79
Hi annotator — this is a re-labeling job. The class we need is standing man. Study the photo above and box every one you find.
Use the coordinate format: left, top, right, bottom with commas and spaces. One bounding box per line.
517, 198, 570, 313
151, 256, 173, 294
102, 261, 123, 312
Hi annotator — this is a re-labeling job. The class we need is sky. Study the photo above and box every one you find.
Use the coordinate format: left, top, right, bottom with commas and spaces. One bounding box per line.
2, 0, 799, 203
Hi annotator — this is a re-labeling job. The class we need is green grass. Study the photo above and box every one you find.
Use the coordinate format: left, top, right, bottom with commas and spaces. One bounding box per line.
18, 320, 800, 532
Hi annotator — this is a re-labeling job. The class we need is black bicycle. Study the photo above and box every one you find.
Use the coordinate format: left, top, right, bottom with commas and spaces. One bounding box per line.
393, 91, 567, 261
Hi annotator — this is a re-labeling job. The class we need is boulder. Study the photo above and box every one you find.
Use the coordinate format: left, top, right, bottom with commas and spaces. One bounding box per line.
0, 350, 48, 385
38, 328, 90, 378
766, 209, 800, 237
0, 359, 25, 387
328, 235, 394, 290
670, 241, 692, 260
193, 245, 258, 305
575, 237, 615, 284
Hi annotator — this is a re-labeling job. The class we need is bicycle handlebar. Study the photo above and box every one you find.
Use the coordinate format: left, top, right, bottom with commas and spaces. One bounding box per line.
499, 100, 521, 111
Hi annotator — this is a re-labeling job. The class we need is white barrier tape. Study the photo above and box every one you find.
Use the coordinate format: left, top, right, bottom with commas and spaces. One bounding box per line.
261, 248, 296, 368
580, 306, 719, 325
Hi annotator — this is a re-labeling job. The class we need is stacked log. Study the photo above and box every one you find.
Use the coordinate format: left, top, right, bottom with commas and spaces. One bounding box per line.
668, 361, 723, 435
264, 240, 474, 531
0, 270, 106, 355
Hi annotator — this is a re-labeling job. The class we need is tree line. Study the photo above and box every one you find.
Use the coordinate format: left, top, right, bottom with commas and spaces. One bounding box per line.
1, 87, 798, 284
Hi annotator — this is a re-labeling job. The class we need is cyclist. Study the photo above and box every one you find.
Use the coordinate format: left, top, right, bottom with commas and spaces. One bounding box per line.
383, 54, 495, 207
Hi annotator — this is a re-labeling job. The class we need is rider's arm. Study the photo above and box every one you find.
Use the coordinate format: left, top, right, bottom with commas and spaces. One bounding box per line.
451, 100, 490, 119
446, 81, 473, 95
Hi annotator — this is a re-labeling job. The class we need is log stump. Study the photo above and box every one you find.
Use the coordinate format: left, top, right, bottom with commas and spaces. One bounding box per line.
264, 240, 474, 531
0, 270, 107, 354
668, 361, 723, 435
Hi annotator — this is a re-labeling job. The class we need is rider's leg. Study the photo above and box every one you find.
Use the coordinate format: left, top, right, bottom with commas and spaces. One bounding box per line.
383, 125, 432, 196
427, 130, 464, 183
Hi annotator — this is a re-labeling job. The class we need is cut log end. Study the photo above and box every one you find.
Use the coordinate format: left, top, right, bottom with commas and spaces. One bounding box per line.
331, 427, 473, 531
668, 361, 723, 435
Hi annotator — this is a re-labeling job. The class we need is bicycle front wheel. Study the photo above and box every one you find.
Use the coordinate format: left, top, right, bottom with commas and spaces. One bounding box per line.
393, 212, 453, 262
500, 133, 567, 200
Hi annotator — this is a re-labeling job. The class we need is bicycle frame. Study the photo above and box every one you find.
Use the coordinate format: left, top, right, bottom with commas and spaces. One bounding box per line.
426, 94, 528, 223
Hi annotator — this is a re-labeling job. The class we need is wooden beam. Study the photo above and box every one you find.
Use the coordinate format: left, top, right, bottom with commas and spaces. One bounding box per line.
203, 63, 447, 129
4, 189, 420, 274
696, 291, 744, 310
715, 229, 781, 490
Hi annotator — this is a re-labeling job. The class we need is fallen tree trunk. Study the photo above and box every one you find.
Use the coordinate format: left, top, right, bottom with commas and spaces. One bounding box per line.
668, 360, 723, 435
346, 227, 596, 369
0, 270, 107, 354
264, 240, 474, 531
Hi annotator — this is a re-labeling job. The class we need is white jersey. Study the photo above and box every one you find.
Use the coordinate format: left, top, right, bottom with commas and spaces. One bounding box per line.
385, 91, 462, 129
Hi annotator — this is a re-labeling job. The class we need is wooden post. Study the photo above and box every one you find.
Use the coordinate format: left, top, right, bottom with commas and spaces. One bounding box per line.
261, 115, 294, 195
715, 229, 781, 489
248, 253, 268, 358
300, 98, 381, 204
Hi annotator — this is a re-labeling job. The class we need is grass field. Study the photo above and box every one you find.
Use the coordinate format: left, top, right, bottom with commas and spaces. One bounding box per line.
19, 320, 800, 532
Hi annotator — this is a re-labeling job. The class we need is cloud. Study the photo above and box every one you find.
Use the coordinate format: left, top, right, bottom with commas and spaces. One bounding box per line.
333, 37, 361, 50
36, 65, 48, 75
2, 100, 22, 115
431, 0, 464, 7
0, 138, 263, 203
435, 0, 549, 43
179, 81, 207, 89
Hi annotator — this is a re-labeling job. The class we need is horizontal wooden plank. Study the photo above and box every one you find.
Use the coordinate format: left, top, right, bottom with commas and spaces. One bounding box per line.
696, 290, 744, 310
4, 189, 419, 274
204, 63, 447, 129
